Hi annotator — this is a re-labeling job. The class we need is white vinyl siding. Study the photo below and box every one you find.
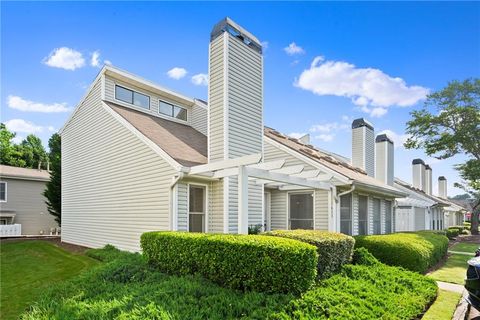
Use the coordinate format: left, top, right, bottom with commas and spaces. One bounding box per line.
270, 189, 287, 230
191, 103, 208, 135
62, 78, 177, 252
314, 190, 329, 230
177, 183, 188, 231
264, 141, 317, 170
208, 180, 224, 232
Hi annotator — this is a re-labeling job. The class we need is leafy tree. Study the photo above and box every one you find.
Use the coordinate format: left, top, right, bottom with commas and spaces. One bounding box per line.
20, 134, 48, 169
405, 78, 480, 234
43, 133, 61, 225
0, 124, 26, 167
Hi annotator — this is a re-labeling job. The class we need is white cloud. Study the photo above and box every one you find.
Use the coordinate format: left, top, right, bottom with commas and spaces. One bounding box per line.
288, 132, 307, 139
377, 129, 410, 149
104, 60, 112, 65
261, 41, 269, 51
310, 122, 348, 133
91, 51, 100, 67
4, 119, 45, 134
284, 42, 305, 55
296, 56, 429, 117
191, 73, 208, 86
7, 95, 70, 113
43, 47, 85, 70
12, 135, 23, 144
167, 67, 187, 80
315, 134, 334, 142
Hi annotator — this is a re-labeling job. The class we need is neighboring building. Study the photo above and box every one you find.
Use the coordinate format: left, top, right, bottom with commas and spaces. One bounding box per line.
60, 17, 406, 252
0, 165, 57, 236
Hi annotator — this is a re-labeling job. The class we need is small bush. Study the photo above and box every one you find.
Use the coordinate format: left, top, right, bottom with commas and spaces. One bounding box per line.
446, 228, 460, 239
141, 231, 318, 294
355, 232, 448, 273
351, 247, 380, 266
265, 230, 354, 278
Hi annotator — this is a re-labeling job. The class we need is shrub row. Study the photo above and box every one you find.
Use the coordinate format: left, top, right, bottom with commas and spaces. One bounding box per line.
446, 227, 461, 239
265, 230, 355, 278
354, 232, 449, 273
140, 231, 318, 294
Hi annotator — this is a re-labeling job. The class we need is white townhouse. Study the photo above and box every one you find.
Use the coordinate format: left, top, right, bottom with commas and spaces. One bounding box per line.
60, 18, 406, 251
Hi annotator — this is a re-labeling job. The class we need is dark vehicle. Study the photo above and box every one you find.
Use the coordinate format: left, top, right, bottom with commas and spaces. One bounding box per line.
466, 249, 480, 310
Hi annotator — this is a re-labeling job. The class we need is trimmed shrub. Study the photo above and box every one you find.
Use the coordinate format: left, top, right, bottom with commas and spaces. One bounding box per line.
355, 232, 448, 273
141, 231, 318, 294
446, 228, 460, 239
265, 230, 354, 278
351, 247, 380, 266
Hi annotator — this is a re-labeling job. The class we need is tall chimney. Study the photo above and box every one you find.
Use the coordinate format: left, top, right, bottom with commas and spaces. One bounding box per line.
412, 159, 426, 191
208, 18, 263, 234
375, 134, 394, 186
352, 118, 375, 177
425, 165, 432, 195
438, 176, 447, 198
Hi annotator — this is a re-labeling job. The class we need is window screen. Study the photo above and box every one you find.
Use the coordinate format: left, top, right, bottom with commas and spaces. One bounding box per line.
115, 85, 150, 109
115, 85, 133, 104
358, 195, 368, 235
340, 193, 352, 235
189, 185, 205, 233
373, 198, 381, 234
385, 200, 392, 233
289, 193, 313, 230
0, 182, 6, 201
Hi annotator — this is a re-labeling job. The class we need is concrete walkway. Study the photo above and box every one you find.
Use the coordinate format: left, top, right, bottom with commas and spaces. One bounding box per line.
449, 250, 476, 256
437, 281, 465, 294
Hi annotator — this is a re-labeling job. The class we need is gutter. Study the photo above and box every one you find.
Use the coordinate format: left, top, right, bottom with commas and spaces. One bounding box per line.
335, 184, 355, 202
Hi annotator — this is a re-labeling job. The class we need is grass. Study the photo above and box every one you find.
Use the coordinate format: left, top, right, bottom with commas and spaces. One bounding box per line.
20, 245, 438, 320
422, 289, 462, 320
450, 242, 479, 254
0, 240, 98, 320
429, 253, 471, 284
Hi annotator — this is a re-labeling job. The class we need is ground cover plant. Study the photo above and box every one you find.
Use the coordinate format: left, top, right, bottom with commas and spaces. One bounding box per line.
21, 245, 438, 320
141, 231, 318, 294
355, 231, 449, 273
265, 230, 354, 278
0, 240, 97, 320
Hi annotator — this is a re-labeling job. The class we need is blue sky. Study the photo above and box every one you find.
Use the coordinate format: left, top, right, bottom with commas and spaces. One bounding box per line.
2, 2, 479, 196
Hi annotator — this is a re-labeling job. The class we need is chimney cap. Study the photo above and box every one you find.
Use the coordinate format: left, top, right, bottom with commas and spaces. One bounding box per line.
375, 134, 393, 144
412, 158, 425, 165
352, 118, 374, 130
210, 17, 262, 53
425, 164, 432, 170
438, 176, 447, 181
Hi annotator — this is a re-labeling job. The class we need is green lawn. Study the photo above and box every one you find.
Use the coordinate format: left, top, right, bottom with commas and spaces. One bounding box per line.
450, 242, 479, 254
0, 240, 98, 320
429, 253, 471, 284
423, 289, 462, 320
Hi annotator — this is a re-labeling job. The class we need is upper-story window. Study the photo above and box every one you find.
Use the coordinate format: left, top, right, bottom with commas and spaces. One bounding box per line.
115, 85, 150, 109
0, 182, 6, 202
159, 100, 187, 121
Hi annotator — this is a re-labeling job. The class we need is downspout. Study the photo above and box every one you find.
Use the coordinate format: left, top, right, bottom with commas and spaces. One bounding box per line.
335, 184, 355, 203
333, 184, 355, 233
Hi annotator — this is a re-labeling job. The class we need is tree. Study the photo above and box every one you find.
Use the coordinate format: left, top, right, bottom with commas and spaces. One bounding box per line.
404, 78, 480, 234
0, 124, 26, 167
43, 133, 61, 225
20, 134, 48, 169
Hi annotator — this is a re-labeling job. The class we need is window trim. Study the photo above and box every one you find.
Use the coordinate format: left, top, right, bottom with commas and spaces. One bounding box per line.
357, 194, 369, 236
372, 197, 382, 235
287, 191, 315, 230
187, 183, 208, 233
0, 181, 7, 202
339, 193, 353, 235
385, 200, 393, 234
114, 84, 151, 110
158, 99, 188, 122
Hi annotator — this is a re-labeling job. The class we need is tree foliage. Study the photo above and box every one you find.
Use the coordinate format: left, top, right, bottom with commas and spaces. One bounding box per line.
43, 133, 61, 225
404, 78, 480, 234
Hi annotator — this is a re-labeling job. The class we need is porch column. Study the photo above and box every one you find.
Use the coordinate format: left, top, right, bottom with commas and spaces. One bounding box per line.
238, 165, 249, 234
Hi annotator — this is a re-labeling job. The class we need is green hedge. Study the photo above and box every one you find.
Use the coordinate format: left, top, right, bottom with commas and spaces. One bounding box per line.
446, 228, 460, 239
141, 231, 318, 294
354, 232, 448, 273
265, 230, 354, 278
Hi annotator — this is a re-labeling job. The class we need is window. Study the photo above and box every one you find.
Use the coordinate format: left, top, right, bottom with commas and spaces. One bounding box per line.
385, 200, 392, 233
115, 85, 150, 109
340, 193, 352, 235
0, 182, 6, 202
289, 193, 314, 230
373, 198, 381, 234
189, 185, 205, 232
358, 195, 368, 235
159, 100, 187, 121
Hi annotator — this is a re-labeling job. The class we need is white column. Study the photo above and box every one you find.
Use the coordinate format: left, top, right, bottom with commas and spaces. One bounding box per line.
238, 165, 249, 234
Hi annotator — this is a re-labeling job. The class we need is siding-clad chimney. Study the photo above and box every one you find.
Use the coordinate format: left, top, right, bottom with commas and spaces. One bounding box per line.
425, 165, 432, 195
208, 18, 263, 234
438, 176, 447, 198
299, 134, 310, 145
412, 159, 426, 191
352, 118, 375, 177
375, 134, 394, 186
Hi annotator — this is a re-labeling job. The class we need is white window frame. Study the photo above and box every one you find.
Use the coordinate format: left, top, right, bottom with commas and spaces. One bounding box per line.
339, 193, 353, 235
158, 99, 188, 122
187, 183, 209, 233
0, 181, 7, 202
264, 191, 271, 231
287, 190, 315, 230
114, 84, 151, 110
357, 194, 369, 236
